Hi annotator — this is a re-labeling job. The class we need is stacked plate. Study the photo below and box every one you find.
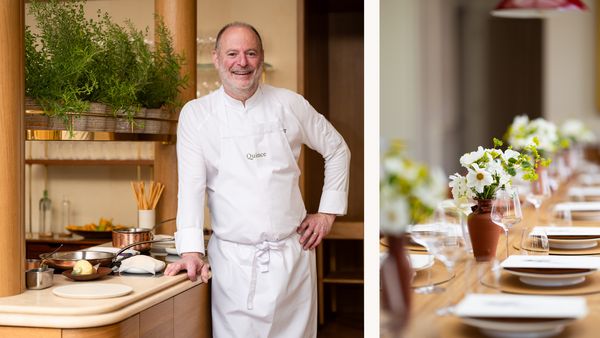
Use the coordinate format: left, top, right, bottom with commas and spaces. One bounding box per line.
501, 255, 600, 287
553, 202, 600, 221
455, 294, 587, 338
568, 187, 600, 202
578, 174, 600, 186
535, 226, 600, 250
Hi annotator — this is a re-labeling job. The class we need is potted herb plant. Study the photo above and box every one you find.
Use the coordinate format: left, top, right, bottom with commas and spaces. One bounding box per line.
25, 0, 188, 136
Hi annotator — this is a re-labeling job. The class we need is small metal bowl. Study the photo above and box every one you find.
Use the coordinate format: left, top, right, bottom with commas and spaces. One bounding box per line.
25, 267, 54, 290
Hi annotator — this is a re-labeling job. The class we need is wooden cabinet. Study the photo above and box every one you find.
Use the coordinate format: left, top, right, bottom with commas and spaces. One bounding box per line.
0, 284, 210, 338
300, 0, 364, 329
317, 222, 364, 326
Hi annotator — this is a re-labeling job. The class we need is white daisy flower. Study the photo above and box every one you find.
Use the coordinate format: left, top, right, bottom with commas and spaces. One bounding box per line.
466, 163, 493, 194
380, 195, 410, 235
502, 149, 520, 162
460, 146, 487, 167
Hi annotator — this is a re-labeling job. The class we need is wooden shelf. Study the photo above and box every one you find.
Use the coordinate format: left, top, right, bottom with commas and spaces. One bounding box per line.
25, 159, 153, 166
323, 271, 364, 285
328, 221, 364, 240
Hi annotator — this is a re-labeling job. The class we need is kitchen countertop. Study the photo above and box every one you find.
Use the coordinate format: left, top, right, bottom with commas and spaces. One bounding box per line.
0, 268, 204, 328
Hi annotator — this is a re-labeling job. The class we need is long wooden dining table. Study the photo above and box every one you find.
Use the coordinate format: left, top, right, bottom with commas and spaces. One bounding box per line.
382, 176, 600, 338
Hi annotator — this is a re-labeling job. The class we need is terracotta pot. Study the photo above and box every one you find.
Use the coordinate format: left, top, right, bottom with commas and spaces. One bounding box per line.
467, 199, 501, 262
381, 234, 412, 332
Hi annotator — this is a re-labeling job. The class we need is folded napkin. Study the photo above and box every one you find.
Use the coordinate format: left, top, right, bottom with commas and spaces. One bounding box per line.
579, 174, 600, 185
568, 187, 600, 197
118, 255, 166, 275
455, 294, 587, 319
554, 202, 600, 212
409, 223, 462, 237
535, 226, 600, 238
501, 255, 600, 270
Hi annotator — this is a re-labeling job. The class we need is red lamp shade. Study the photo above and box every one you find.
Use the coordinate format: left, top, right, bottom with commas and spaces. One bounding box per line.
491, 0, 588, 18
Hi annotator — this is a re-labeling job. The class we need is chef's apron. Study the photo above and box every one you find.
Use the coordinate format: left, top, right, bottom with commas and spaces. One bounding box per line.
208, 95, 317, 338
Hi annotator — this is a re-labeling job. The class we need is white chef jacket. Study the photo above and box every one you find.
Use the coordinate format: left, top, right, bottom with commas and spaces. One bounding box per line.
175, 84, 350, 254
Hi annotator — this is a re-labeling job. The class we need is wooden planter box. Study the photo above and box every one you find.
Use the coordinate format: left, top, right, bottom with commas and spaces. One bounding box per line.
25, 98, 178, 141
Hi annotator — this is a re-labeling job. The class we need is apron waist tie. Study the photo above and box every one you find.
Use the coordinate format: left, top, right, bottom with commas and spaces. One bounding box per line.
247, 239, 287, 310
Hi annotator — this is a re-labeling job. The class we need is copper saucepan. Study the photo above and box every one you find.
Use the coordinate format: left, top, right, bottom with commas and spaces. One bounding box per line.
111, 218, 175, 251
39, 238, 174, 270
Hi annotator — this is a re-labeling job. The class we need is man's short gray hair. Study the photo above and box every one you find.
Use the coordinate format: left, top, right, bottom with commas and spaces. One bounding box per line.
215, 22, 263, 52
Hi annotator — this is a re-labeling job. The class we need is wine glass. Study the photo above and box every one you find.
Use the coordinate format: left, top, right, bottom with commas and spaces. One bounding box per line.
408, 222, 445, 294
526, 169, 551, 225
520, 228, 550, 255
491, 188, 523, 258
434, 224, 467, 315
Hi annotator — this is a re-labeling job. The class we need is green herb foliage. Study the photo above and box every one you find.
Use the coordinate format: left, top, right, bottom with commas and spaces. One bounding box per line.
25, 0, 187, 129
138, 15, 189, 109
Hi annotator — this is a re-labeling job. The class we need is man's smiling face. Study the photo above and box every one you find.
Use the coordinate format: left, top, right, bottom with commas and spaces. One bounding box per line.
212, 26, 264, 101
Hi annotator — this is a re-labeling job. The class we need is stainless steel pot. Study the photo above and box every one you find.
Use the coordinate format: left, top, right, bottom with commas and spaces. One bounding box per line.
39, 238, 174, 270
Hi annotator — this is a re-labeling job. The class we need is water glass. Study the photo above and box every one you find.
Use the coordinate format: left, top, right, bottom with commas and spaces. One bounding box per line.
520, 229, 549, 255
550, 206, 573, 227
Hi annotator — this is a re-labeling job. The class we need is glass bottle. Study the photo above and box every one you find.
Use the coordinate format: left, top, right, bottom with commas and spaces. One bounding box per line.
60, 196, 71, 236
38, 190, 52, 237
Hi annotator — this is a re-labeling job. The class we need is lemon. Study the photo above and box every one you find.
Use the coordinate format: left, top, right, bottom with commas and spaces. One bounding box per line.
72, 260, 94, 275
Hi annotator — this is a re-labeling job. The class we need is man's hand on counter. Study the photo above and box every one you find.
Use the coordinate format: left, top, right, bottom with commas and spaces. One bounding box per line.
297, 212, 335, 250
164, 252, 211, 283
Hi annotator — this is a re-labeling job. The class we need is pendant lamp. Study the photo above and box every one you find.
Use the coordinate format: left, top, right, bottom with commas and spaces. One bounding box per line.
491, 0, 587, 18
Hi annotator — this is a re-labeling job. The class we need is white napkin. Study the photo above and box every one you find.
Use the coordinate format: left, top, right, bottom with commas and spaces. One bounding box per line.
568, 187, 600, 197
535, 226, 600, 237
118, 255, 166, 275
409, 223, 462, 237
554, 202, 600, 212
579, 174, 600, 186
455, 294, 587, 319
409, 254, 434, 270
501, 255, 600, 270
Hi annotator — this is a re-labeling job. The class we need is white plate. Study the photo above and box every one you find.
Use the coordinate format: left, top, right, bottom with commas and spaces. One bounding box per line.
461, 317, 573, 338
409, 254, 434, 271
548, 238, 599, 250
52, 283, 133, 299
165, 247, 179, 256
504, 269, 595, 287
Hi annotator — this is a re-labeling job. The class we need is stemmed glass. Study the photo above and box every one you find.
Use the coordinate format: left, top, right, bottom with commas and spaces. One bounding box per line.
491, 188, 523, 258
433, 222, 467, 315
409, 221, 445, 294
526, 169, 552, 225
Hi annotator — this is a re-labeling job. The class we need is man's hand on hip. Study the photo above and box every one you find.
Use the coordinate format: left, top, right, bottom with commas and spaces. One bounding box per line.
164, 252, 211, 283
297, 213, 336, 250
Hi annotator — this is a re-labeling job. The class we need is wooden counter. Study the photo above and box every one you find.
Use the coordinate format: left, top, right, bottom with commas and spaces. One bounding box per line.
0, 272, 210, 337
382, 177, 600, 338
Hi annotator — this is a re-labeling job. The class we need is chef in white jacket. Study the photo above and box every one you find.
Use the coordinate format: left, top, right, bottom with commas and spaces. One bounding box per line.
164, 22, 350, 338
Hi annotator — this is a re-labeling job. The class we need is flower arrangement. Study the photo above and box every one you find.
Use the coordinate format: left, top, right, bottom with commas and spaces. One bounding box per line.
449, 139, 539, 201
560, 119, 596, 145
380, 141, 447, 235
505, 115, 559, 156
